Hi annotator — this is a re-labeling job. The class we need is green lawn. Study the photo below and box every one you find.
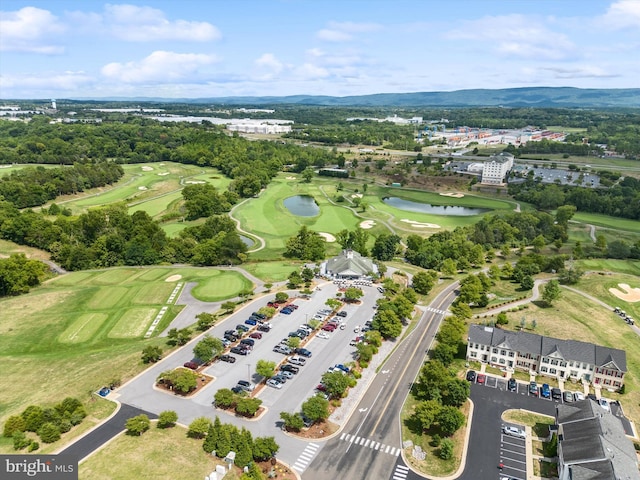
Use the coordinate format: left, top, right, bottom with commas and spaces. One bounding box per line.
572, 212, 640, 234
0, 266, 249, 433
240, 261, 298, 283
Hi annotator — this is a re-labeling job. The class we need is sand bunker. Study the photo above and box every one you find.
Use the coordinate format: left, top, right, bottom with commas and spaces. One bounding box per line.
609, 283, 640, 302
440, 192, 465, 198
318, 232, 336, 242
157, 172, 170, 176
138, 186, 147, 190
351, 194, 363, 198
185, 180, 206, 184
401, 219, 441, 229
141, 166, 154, 171
285, 176, 297, 180
165, 274, 182, 282
359, 220, 376, 229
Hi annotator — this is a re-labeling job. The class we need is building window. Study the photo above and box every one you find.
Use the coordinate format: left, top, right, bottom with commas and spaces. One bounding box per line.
499, 358, 505, 364
560, 362, 566, 367
550, 368, 557, 374
541, 366, 548, 373
551, 360, 558, 366
508, 352, 514, 357
470, 352, 477, 358
542, 358, 549, 364
493, 348, 498, 354
500, 350, 506, 356
491, 357, 497, 363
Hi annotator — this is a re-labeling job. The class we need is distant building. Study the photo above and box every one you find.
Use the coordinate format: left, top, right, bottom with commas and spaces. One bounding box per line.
321, 250, 377, 280
481, 152, 514, 185
466, 324, 627, 389
556, 399, 639, 480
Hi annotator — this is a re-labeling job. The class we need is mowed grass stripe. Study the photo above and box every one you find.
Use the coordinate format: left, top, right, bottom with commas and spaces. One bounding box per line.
92, 268, 145, 285
87, 286, 128, 309
59, 313, 109, 343
109, 308, 157, 338
132, 283, 175, 305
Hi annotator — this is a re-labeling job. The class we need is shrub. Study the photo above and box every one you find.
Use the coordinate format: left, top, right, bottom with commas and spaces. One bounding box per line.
12, 431, 31, 450
141, 346, 163, 364
430, 434, 441, 447
37, 422, 61, 443
28, 441, 39, 452
439, 438, 454, 460
3, 415, 26, 438
235, 398, 262, 417
125, 415, 150, 436
187, 417, 212, 439
58, 420, 72, 434
157, 410, 178, 429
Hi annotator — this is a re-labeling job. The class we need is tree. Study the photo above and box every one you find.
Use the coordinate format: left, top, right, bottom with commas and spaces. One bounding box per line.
21, 405, 44, 432
439, 438, 454, 460
302, 168, 314, 182
372, 308, 402, 339
257, 306, 277, 318
253, 436, 279, 461
412, 270, 438, 295
202, 421, 218, 454
196, 312, 217, 330
256, 359, 277, 379
343, 287, 364, 303
221, 301, 236, 313
280, 412, 304, 431
187, 417, 212, 439
236, 397, 262, 417
166, 328, 192, 346
436, 406, 465, 436
287, 271, 303, 288
532, 235, 546, 253
321, 370, 351, 399
141, 345, 162, 364
442, 379, 470, 407
233, 428, 254, 467
372, 233, 401, 261
302, 395, 330, 423
496, 312, 508, 325
287, 336, 301, 349
325, 298, 342, 312
520, 275, 534, 291
440, 258, 457, 277
216, 424, 233, 457
285, 226, 326, 261
559, 265, 583, 285
541, 280, 561, 306
413, 400, 441, 431
301, 267, 315, 284
157, 410, 178, 429
193, 335, 224, 364
214, 389, 236, 409
3, 415, 26, 438
608, 240, 631, 259
157, 368, 199, 394
241, 462, 263, 480
356, 342, 375, 363
595, 233, 607, 251
449, 303, 472, 320
125, 415, 150, 436
275, 292, 289, 303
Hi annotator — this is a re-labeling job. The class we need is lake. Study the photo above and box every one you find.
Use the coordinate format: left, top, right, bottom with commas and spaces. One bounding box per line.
382, 197, 489, 216
283, 195, 320, 217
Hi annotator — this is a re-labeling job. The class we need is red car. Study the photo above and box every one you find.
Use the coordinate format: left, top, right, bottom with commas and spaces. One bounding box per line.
322, 324, 337, 332
476, 374, 486, 384
249, 332, 262, 339
183, 361, 199, 370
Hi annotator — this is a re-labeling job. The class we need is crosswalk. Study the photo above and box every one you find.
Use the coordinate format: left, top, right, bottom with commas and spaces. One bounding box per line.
292, 442, 320, 473
339, 433, 401, 456
392, 464, 410, 480
426, 306, 447, 315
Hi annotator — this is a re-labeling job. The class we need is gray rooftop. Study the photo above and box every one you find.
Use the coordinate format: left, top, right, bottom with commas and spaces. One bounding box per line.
468, 324, 627, 372
324, 250, 375, 277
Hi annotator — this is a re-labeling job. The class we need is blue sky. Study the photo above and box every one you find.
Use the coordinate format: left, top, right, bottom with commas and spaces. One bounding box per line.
1, 0, 638, 99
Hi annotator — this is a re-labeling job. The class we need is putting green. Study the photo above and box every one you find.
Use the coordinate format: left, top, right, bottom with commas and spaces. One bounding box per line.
109, 308, 157, 338
190, 271, 252, 302
59, 313, 109, 343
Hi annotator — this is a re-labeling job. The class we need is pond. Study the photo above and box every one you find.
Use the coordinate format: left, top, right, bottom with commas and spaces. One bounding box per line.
382, 197, 490, 216
283, 195, 320, 217
239, 235, 255, 247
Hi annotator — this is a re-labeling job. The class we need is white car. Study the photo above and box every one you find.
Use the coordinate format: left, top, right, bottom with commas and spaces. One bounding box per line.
573, 391, 585, 401
316, 331, 330, 339
503, 426, 526, 438
288, 355, 306, 366
266, 378, 283, 389
598, 398, 611, 412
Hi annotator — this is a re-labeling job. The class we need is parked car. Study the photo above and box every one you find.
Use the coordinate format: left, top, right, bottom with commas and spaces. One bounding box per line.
245, 318, 257, 326
231, 386, 245, 395
551, 388, 562, 400
237, 380, 255, 392
236, 324, 249, 332
541, 383, 551, 399
334, 364, 350, 373
281, 308, 293, 315
278, 370, 294, 379
507, 378, 517, 392
563, 391, 573, 403
220, 338, 232, 347
248, 332, 262, 339
252, 312, 267, 319
295, 348, 312, 358
317, 331, 330, 339
257, 324, 271, 332
272, 374, 288, 384
219, 355, 236, 363
466, 370, 477, 382
295, 329, 309, 338
266, 378, 283, 389
529, 381, 538, 396
476, 373, 486, 384
336, 311, 348, 317
322, 324, 337, 332
231, 346, 249, 355
240, 338, 255, 347
316, 383, 327, 392
598, 398, 611, 412
288, 304, 299, 310
183, 361, 199, 370
503, 426, 526, 438
280, 364, 299, 374
273, 345, 291, 355
288, 356, 306, 366
574, 391, 585, 401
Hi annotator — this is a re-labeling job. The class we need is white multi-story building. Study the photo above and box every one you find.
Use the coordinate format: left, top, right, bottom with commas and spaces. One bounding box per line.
481, 152, 514, 185
466, 324, 627, 390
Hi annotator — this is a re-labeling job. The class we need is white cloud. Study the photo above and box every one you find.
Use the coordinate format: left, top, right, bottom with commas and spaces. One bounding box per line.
0, 6, 66, 53
295, 63, 330, 80
316, 21, 382, 42
601, 0, 640, 29
0, 71, 93, 90
103, 3, 221, 41
255, 53, 284, 74
101, 51, 217, 83
447, 14, 576, 60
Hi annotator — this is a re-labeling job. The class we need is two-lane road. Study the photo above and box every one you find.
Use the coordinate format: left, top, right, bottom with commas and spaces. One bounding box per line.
304, 283, 459, 480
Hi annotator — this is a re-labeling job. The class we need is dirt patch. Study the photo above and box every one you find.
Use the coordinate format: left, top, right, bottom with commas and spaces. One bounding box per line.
165, 274, 182, 282
185, 180, 205, 184
609, 283, 640, 302
285, 176, 297, 180
359, 220, 376, 229
400, 219, 440, 229
284, 419, 340, 440
318, 232, 336, 242
157, 172, 170, 176
440, 192, 465, 198
141, 166, 154, 171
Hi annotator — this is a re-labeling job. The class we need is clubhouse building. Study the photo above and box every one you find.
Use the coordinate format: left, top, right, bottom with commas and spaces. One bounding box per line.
320, 250, 377, 280
467, 325, 627, 390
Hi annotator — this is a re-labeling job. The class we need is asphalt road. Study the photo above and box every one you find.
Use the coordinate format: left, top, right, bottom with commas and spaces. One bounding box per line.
58, 403, 157, 462
303, 282, 460, 480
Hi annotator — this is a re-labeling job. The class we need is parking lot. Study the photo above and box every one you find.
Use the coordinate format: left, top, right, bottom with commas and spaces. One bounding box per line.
500, 423, 527, 480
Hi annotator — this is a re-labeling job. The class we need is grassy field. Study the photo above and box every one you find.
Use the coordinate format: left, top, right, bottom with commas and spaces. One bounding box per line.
0, 239, 51, 261
79, 423, 228, 480
572, 212, 640, 234
495, 273, 640, 426
0, 266, 251, 434
240, 261, 298, 283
